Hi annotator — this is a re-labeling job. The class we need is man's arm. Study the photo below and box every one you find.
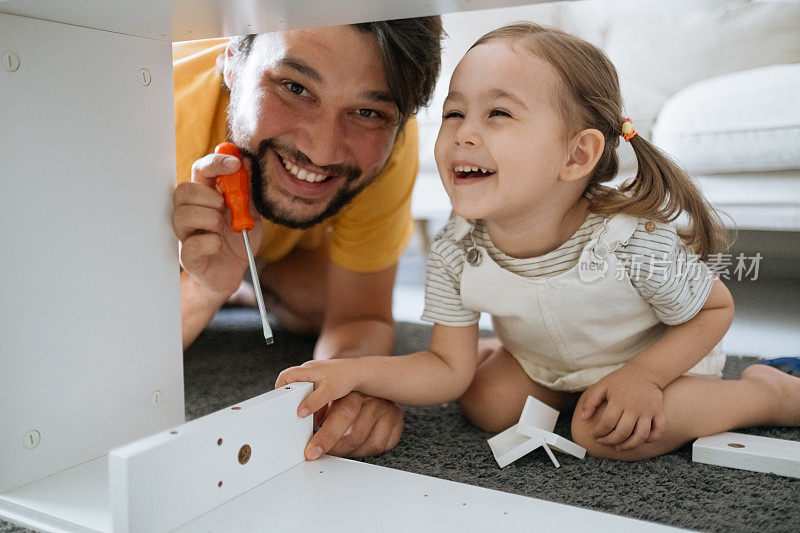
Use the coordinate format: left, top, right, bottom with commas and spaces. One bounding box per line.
313, 262, 397, 361
291, 121, 419, 459
300, 261, 402, 460
179, 271, 230, 348
173, 154, 260, 349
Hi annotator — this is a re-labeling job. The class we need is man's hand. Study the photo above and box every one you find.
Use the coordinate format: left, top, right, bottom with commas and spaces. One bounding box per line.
276, 363, 404, 460
308, 392, 403, 460
579, 364, 666, 451
173, 153, 263, 300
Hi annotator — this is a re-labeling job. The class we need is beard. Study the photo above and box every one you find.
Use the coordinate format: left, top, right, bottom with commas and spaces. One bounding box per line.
238, 138, 375, 230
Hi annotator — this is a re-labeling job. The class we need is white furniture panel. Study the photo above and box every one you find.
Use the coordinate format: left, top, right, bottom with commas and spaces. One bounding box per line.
0, 0, 549, 42
0, 457, 110, 533
1, 382, 684, 532
109, 384, 312, 533
0, 12, 183, 493
178, 456, 683, 532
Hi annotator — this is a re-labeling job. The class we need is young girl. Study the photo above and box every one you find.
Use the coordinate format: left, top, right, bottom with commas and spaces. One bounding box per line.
276, 23, 800, 460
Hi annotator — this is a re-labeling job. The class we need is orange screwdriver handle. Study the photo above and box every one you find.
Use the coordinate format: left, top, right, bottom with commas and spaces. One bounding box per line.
214, 142, 255, 233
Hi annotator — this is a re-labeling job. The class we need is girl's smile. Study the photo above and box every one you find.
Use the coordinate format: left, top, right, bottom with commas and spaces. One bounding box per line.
451, 161, 496, 183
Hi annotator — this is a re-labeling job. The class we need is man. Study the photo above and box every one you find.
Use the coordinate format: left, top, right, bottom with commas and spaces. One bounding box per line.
172, 19, 443, 460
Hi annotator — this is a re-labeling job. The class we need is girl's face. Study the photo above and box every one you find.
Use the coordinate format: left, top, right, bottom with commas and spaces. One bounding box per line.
434, 40, 570, 224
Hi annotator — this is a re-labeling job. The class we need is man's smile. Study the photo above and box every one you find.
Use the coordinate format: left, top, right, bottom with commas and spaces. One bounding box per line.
278, 152, 332, 183
268, 150, 345, 200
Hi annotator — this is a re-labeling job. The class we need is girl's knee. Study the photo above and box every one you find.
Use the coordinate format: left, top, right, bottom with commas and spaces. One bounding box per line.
569, 402, 670, 461
570, 406, 602, 456
460, 371, 519, 434
460, 375, 500, 433
569, 400, 623, 460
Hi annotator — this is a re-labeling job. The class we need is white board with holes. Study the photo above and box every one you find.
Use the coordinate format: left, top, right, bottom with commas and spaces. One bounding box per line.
1, 384, 685, 532
114, 384, 682, 533
176, 456, 684, 532
114, 385, 681, 533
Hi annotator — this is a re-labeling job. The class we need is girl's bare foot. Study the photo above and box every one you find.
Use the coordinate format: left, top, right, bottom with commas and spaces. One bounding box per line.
740, 362, 800, 426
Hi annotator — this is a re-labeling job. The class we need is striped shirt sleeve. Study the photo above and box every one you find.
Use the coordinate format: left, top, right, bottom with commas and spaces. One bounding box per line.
618, 221, 715, 325
421, 222, 481, 327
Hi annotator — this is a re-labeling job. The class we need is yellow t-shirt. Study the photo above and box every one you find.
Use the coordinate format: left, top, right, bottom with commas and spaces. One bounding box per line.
173, 38, 417, 272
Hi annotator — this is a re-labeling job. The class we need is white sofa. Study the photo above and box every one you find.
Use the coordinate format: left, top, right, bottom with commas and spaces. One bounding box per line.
413, 0, 800, 236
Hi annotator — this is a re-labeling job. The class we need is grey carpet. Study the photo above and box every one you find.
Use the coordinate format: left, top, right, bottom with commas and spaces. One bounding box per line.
3, 307, 799, 532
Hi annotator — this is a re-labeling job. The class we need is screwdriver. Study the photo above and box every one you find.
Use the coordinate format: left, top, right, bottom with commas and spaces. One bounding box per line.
214, 142, 274, 345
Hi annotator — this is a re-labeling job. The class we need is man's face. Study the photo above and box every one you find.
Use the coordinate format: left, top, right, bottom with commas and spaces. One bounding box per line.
226, 26, 401, 229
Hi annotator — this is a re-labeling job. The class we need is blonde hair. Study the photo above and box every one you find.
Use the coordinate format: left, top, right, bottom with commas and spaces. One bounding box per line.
471, 23, 730, 259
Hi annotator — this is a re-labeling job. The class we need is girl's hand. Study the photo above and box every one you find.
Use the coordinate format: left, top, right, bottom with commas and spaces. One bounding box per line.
579, 364, 666, 451
275, 359, 361, 419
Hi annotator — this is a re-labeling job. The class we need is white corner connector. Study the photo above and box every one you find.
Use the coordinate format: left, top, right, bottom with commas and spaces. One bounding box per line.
488, 395, 586, 469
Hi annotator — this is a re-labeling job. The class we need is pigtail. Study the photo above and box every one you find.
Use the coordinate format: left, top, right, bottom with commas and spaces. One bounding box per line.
591, 134, 731, 261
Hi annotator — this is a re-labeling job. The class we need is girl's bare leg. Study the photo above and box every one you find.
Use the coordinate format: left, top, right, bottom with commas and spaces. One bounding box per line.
461, 339, 578, 433
571, 363, 800, 460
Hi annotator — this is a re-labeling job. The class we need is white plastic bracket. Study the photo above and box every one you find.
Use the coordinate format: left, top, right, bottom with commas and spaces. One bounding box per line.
489, 424, 552, 468
109, 383, 312, 533
488, 396, 585, 468
515, 426, 587, 461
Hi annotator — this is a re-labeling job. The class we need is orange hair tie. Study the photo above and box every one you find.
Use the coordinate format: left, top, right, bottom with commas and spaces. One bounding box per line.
621, 118, 638, 142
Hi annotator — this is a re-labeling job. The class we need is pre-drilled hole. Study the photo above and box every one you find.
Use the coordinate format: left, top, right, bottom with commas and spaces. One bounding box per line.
218, 481, 223, 487
170, 431, 178, 435
727, 442, 745, 448
217, 438, 223, 446
238, 444, 252, 464
231, 406, 241, 411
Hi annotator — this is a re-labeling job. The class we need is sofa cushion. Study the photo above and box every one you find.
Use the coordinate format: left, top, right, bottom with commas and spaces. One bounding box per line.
604, 0, 800, 110
651, 63, 800, 175
553, 0, 800, 174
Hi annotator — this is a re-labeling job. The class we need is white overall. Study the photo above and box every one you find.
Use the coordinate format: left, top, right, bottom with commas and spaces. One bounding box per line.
454, 214, 726, 392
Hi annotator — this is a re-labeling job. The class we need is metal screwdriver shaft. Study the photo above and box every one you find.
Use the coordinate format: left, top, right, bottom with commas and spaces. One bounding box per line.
241, 229, 273, 344
214, 142, 274, 345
